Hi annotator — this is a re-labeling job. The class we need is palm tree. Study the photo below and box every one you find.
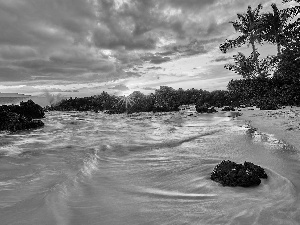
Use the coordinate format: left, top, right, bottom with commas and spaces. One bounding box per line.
262, 3, 300, 55
224, 52, 257, 79
261, 4, 285, 55
220, 4, 265, 77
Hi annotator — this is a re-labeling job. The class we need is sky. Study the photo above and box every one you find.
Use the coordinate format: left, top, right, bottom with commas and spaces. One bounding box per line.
0, 0, 296, 97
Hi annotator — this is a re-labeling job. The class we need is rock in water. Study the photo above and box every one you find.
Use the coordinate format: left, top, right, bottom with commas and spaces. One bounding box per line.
244, 161, 268, 179
0, 100, 44, 132
18, 99, 45, 119
211, 160, 268, 187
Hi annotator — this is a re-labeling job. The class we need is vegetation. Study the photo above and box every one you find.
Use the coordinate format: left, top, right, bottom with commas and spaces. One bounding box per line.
48, 87, 232, 113
221, 0, 300, 109
220, 4, 266, 78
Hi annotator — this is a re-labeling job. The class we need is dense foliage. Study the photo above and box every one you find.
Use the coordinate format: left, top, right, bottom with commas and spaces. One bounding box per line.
48, 87, 233, 113
227, 77, 300, 109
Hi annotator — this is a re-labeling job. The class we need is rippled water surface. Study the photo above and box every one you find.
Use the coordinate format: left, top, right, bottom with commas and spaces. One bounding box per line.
0, 111, 300, 225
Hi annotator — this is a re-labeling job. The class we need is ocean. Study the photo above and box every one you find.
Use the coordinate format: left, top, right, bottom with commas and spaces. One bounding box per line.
0, 111, 300, 225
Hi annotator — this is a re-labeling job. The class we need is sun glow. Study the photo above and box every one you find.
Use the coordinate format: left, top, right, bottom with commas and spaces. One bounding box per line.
122, 90, 133, 97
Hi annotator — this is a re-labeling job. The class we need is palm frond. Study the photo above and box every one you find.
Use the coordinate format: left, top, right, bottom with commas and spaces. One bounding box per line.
282, 6, 300, 17
282, 0, 300, 4
220, 35, 248, 53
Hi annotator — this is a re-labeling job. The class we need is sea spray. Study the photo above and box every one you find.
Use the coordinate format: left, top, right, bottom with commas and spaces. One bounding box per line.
43, 91, 65, 106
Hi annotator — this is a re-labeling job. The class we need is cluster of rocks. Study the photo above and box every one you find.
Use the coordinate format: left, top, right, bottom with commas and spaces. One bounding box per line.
211, 160, 268, 187
0, 100, 45, 132
196, 105, 217, 113
221, 106, 235, 111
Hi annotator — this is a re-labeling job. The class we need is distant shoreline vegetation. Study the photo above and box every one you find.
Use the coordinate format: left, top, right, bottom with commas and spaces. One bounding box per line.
46, 78, 300, 114
49, 1, 299, 114
46, 87, 232, 114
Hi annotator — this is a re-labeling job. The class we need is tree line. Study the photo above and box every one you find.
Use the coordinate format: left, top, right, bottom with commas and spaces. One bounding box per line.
48, 87, 232, 113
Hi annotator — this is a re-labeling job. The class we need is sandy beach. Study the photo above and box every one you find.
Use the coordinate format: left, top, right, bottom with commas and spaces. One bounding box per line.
238, 107, 300, 151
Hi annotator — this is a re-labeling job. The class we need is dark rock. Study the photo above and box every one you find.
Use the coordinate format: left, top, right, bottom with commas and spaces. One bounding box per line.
18, 100, 45, 119
207, 107, 217, 113
196, 105, 209, 113
211, 160, 267, 187
0, 100, 44, 132
196, 104, 217, 113
221, 106, 235, 111
244, 161, 268, 179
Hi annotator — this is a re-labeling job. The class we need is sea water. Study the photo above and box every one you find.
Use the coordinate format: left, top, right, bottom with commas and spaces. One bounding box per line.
0, 111, 299, 225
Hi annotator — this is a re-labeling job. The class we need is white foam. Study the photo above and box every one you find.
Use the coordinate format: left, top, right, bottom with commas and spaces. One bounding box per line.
0, 145, 23, 156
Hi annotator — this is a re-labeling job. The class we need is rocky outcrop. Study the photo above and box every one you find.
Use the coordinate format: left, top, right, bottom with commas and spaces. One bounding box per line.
221, 106, 235, 111
18, 100, 45, 119
196, 105, 217, 113
211, 160, 268, 187
0, 100, 44, 132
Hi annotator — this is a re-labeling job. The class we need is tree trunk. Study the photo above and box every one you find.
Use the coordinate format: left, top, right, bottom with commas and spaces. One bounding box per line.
276, 33, 281, 55
277, 43, 281, 56
250, 39, 263, 77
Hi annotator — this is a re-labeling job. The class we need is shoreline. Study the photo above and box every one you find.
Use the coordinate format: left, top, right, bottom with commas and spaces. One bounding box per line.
3, 99, 300, 151
237, 107, 300, 151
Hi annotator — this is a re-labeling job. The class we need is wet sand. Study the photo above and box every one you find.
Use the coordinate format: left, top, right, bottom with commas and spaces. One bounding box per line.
238, 107, 300, 151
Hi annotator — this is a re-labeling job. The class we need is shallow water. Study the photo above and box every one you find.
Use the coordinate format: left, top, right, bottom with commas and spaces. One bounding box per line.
0, 111, 300, 225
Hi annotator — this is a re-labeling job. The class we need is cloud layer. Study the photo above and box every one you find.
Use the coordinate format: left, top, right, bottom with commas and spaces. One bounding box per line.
0, 0, 284, 91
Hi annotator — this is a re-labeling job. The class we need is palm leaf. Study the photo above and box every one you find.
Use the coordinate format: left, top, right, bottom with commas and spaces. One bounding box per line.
220, 35, 248, 53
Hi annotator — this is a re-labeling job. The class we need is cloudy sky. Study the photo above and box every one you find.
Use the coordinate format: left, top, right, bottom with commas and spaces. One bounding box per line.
0, 0, 296, 96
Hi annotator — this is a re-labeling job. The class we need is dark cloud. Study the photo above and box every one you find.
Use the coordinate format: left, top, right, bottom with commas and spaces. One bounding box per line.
139, 53, 172, 64
156, 51, 175, 57
0, 0, 95, 46
92, 0, 159, 50
125, 71, 141, 77
92, 0, 234, 52
163, 40, 209, 57
93, 27, 157, 50
147, 66, 162, 70
0, 46, 38, 60
43, 88, 77, 93
0, 67, 29, 81
164, 0, 218, 10
150, 56, 171, 64
142, 87, 156, 91
211, 56, 233, 62
14, 55, 115, 79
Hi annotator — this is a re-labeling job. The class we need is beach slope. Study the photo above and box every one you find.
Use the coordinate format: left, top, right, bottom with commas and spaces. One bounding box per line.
238, 107, 300, 150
